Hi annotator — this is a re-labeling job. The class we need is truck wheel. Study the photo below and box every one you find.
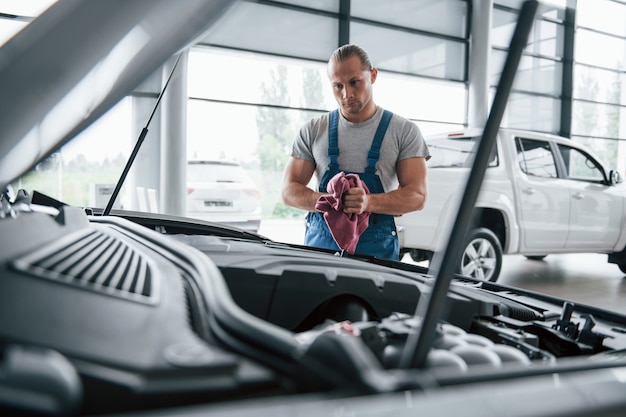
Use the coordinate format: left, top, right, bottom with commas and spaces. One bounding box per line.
409, 249, 433, 263
459, 228, 502, 282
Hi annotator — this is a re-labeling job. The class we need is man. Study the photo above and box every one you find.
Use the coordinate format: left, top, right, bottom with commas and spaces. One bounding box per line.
282, 44, 430, 260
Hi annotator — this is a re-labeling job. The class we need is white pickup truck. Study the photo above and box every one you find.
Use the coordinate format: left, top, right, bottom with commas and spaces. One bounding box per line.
396, 128, 626, 282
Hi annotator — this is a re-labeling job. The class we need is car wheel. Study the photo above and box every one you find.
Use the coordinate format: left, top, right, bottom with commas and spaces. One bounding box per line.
409, 248, 433, 263
459, 228, 502, 282
618, 264, 626, 274
525, 255, 547, 261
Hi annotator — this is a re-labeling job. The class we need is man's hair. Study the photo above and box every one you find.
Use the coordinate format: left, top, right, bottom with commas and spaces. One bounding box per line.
329, 44, 373, 71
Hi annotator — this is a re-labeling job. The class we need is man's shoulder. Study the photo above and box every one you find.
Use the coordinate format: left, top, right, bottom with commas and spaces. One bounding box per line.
381, 110, 415, 131
381, 108, 409, 124
380, 109, 424, 142
299, 112, 331, 143
303, 112, 330, 131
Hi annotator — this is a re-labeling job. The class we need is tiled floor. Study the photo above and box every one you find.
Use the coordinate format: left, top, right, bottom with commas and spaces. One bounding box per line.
401, 252, 626, 315
496, 253, 626, 315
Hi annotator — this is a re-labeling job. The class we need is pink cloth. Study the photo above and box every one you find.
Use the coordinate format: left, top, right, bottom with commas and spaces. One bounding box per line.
315, 172, 370, 254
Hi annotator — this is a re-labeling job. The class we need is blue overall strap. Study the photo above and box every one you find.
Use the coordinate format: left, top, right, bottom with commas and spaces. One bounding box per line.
327, 109, 340, 171
365, 110, 393, 174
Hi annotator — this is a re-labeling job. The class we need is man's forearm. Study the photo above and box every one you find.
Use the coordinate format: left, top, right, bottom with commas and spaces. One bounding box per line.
282, 182, 323, 212
368, 187, 426, 215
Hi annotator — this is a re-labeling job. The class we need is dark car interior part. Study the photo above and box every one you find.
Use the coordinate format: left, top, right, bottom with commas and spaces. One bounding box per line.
0, 343, 83, 416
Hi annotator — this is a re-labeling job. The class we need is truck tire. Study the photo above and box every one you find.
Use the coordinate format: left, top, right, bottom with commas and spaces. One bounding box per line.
409, 249, 433, 263
459, 228, 502, 282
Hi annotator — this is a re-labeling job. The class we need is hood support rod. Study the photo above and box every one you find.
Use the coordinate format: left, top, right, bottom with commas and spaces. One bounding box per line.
103, 53, 182, 216
399, 0, 538, 370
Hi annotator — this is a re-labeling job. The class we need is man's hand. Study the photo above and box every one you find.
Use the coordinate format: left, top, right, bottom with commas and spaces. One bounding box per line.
342, 157, 428, 216
342, 187, 369, 214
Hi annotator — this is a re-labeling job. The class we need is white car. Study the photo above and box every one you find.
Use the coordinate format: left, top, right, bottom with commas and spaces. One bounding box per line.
397, 128, 626, 282
186, 160, 262, 232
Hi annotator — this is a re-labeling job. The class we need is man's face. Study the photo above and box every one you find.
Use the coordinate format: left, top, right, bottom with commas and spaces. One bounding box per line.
328, 55, 377, 120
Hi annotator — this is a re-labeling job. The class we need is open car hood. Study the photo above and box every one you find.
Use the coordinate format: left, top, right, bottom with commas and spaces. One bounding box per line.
0, 0, 235, 190
4, 1, 626, 416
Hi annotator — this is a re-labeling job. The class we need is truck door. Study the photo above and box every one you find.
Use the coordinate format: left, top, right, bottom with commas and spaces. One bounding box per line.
555, 144, 623, 250
515, 138, 570, 250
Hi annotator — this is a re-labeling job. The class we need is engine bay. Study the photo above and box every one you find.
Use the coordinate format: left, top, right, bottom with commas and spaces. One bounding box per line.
2, 202, 626, 416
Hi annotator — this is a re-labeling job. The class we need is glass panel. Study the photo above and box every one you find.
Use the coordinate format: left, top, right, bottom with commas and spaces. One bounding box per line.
419, 121, 466, 136
557, 144, 604, 182
189, 48, 336, 109
495, 0, 569, 19
10, 99, 132, 208
577, 0, 626, 37
574, 65, 626, 105
199, 2, 337, 61
351, 22, 465, 81
536, 1, 568, 20
188, 47, 465, 131
491, 50, 562, 95
351, 0, 468, 38
497, 92, 561, 133
571, 135, 620, 170
188, 100, 263, 163
186, 47, 467, 225
376, 71, 466, 125
187, 100, 317, 221
492, 8, 519, 48
528, 18, 563, 57
575, 29, 626, 71
571, 100, 626, 139
492, 9, 563, 57
271, 0, 339, 12
516, 138, 557, 178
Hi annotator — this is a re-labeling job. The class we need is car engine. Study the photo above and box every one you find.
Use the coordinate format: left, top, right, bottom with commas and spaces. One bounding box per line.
2, 202, 626, 416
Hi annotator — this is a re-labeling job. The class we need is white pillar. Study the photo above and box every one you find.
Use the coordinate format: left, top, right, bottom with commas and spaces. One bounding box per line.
468, 0, 493, 128
160, 51, 189, 216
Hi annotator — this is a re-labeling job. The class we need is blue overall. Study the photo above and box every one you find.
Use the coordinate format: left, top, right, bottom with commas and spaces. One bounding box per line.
304, 109, 400, 260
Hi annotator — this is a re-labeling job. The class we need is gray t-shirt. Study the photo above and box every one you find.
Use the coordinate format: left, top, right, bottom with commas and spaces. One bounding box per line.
291, 106, 431, 192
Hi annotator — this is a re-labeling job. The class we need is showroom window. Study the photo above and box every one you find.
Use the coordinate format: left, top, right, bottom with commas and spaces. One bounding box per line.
188, 0, 470, 224
9, 0, 625, 229
572, 0, 626, 174
491, 0, 569, 133
186, 47, 466, 222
